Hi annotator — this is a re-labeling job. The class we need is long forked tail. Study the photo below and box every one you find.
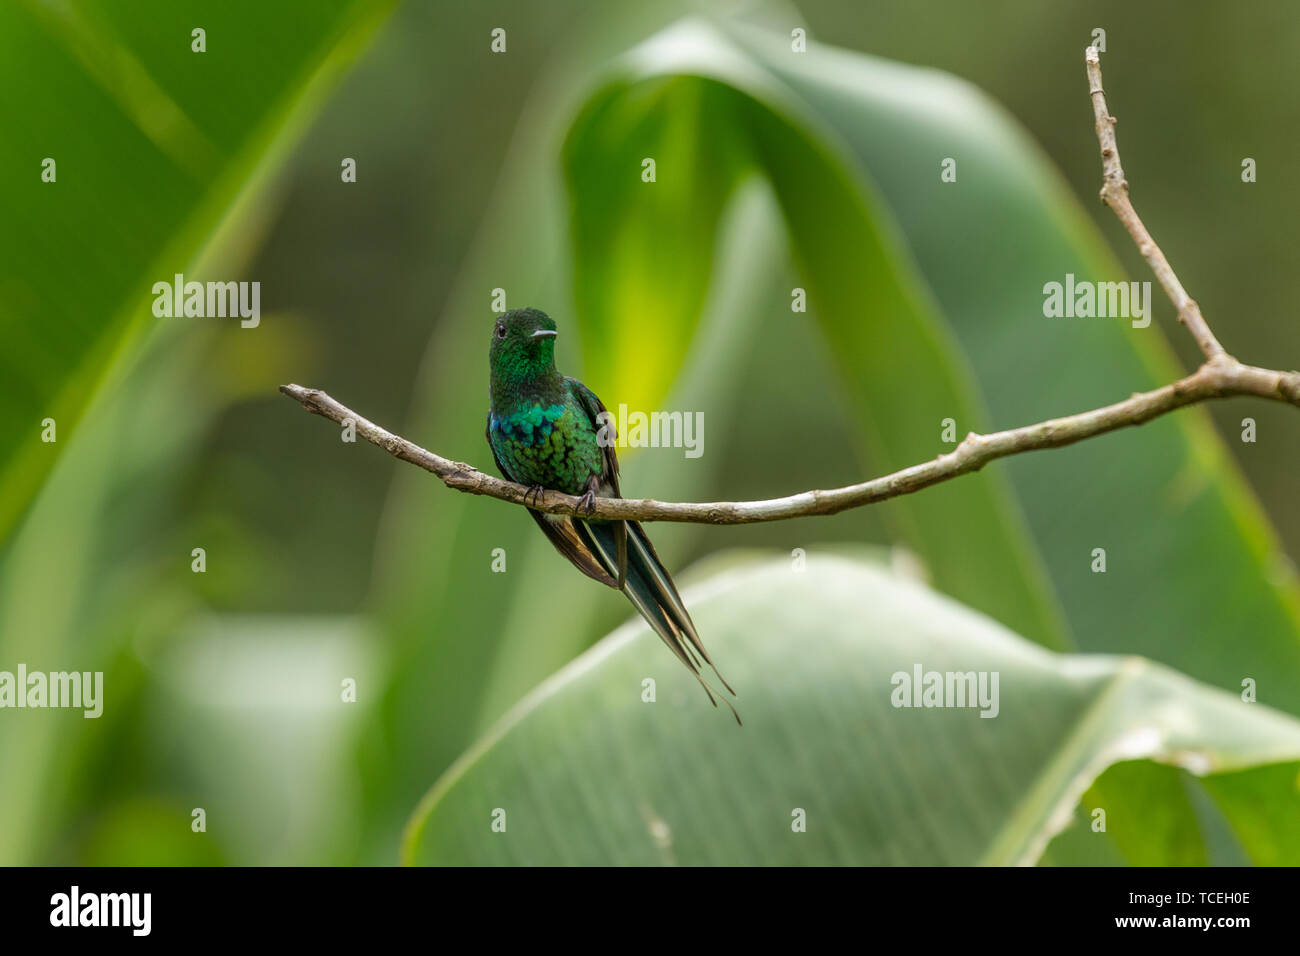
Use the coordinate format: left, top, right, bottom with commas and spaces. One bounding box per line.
576, 518, 740, 725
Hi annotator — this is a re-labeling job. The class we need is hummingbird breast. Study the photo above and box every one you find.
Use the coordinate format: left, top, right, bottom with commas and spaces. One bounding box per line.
489, 396, 603, 496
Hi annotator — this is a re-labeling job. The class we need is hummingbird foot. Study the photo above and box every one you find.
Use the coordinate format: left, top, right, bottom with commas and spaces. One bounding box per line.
577, 476, 601, 515
525, 484, 546, 508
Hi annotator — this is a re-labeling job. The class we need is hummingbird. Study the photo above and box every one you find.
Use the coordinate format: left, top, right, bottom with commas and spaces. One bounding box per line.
486, 308, 738, 721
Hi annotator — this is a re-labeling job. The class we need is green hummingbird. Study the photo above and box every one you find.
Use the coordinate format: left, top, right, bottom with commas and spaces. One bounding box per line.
486, 308, 738, 721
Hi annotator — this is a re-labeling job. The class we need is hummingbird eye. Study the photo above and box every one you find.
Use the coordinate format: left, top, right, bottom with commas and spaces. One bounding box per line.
495, 324, 506, 340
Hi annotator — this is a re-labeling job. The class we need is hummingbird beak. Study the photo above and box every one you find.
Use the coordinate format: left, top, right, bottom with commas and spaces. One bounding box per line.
531, 329, 558, 339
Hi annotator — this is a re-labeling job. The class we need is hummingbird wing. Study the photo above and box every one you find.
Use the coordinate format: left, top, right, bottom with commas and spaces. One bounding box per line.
565, 377, 627, 585
565, 377, 620, 496
565, 379, 738, 721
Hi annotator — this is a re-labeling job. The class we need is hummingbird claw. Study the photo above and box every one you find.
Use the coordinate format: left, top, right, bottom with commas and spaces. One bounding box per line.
577, 476, 601, 515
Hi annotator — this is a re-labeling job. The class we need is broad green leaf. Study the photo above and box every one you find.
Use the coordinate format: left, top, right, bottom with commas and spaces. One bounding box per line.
1200, 761, 1300, 866
720, 18, 1300, 710
720, 22, 1300, 864
0, 0, 400, 863
403, 554, 1300, 865
0, 0, 397, 544
564, 19, 1068, 650
0, 314, 343, 863
378, 13, 1298, 865
558, 17, 1300, 864
0, 325, 227, 863
1058, 761, 1251, 867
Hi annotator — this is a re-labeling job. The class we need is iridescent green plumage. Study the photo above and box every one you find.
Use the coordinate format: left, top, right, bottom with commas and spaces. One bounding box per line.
485, 308, 737, 720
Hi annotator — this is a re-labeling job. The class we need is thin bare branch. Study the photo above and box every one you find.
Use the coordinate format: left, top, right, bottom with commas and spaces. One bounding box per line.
1085, 45, 1227, 361
278, 47, 1300, 525
281, 362, 1299, 524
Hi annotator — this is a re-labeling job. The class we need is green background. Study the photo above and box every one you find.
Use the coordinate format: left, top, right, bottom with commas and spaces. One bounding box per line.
1, 0, 1298, 865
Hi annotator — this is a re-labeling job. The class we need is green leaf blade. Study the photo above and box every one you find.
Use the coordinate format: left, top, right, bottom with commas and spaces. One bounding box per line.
405, 554, 1300, 865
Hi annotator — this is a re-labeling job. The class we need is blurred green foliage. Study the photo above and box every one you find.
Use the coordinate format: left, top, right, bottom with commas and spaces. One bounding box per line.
2, 1, 1299, 866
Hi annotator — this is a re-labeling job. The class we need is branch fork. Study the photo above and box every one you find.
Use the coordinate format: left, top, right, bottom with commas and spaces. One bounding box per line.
281, 47, 1299, 525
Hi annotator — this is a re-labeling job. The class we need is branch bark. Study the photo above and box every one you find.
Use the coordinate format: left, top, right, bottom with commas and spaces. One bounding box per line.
279, 47, 1300, 525
281, 358, 1298, 524
1085, 46, 1226, 361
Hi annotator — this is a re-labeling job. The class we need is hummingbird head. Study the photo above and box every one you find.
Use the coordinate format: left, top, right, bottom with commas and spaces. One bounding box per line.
489, 308, 559, 383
